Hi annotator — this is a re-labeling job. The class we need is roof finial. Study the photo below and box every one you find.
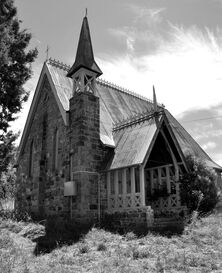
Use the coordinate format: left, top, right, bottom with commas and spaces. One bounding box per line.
153, 85, 158, 113
45, 45, 50, 61
85, 8, 87, 17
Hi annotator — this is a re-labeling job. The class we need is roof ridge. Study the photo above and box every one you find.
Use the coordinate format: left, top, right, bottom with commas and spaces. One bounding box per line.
47, 58, 165, 107
48, 58, 71, 71
97, 78, 156, 104
113, 110, 163, 132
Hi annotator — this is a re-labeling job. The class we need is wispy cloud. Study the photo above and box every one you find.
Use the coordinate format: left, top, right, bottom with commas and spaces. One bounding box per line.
127, 4, 165, 26
177, 104, 222, 166
102, 20, 222, 114
98, 5, 222, 166
108, 4, 166, 57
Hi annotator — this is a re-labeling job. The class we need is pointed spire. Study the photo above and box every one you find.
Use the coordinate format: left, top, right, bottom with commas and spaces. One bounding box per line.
153, 85, 158, 112
67, 14, 102, 78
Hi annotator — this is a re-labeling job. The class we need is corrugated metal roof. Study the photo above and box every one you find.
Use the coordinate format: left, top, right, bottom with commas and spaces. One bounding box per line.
46, 60, 154, 149
45, 60, 222, 170
165, 110, 222, 170
47, 63, 72, 111
109, 118, 157, 169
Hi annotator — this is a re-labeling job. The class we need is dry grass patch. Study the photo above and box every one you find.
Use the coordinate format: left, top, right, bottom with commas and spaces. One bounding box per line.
1, 213, 222, 272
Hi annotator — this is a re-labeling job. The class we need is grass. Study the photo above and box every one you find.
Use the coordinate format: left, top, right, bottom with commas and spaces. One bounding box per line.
1, 212, 222, 272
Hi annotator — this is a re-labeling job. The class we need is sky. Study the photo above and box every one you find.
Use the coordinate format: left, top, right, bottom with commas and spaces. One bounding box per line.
12, 0, 222, 166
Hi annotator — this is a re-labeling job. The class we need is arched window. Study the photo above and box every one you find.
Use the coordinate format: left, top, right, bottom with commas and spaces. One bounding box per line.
29, 140, 34, 177
52, 128, 59, 171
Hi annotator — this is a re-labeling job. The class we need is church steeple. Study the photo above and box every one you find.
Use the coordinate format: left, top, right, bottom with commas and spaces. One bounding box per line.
67, 14, 102, 94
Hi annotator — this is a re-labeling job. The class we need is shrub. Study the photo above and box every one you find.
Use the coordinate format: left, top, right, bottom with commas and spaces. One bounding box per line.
0, 208, 32, 222
179, 155, 219, 213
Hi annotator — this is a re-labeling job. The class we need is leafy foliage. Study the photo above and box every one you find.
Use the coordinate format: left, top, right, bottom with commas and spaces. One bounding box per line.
0, 0, 38, 132
0, 132, 17, 207
0, 131, 17, 174
0, 208, 32, 222
0, 0, 37, 204
179, 154, 219, 213
0, 162, 16, 200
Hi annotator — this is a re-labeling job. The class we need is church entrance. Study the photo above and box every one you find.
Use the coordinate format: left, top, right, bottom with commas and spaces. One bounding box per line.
145, 164, 185, 216
144, 122, 187, 217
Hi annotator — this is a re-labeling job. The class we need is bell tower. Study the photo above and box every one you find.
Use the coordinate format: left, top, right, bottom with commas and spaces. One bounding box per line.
67, 14, 103, 224
67, 15, 102, 94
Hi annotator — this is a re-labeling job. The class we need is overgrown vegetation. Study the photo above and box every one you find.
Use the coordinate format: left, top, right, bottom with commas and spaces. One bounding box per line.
0, 143, 17, 210
179, 154, 219, 213
1, 212, 222, 272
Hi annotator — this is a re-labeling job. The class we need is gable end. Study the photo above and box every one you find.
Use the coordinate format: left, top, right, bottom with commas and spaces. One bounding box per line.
17, 63, 69, 161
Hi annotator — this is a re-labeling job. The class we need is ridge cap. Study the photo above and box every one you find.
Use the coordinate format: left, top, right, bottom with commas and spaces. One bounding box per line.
47, 58, 71, 71
97, 78, 164, 106
113, 110, 163, 132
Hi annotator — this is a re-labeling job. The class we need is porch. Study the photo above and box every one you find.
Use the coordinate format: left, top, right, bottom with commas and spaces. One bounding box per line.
106, 163, 187, 221
106, 114, 189, 228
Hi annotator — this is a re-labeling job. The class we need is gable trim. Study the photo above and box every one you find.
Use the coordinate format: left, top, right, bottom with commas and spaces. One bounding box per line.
17, 62, 68, 162
45, 63, 69, 125
141, 115, 164, 167
141, 114, 188, 172
162, 113, 188, 172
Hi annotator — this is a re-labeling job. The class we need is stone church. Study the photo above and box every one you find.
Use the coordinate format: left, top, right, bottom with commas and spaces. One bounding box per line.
16, 15, 222, 229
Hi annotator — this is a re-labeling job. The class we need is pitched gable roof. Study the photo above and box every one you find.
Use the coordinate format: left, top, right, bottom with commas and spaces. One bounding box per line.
18, 61, 70, 158
18, 58, 222, 171
108, 116, 159, 170
165, 110, 222, 170
46, 58, 159, 148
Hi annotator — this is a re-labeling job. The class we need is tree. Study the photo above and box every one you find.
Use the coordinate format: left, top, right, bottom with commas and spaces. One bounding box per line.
0, 0, 38, 207
0, 131, 17, 174
179, 154, 219, 213
0, 131, 17, 209
0, 0, 38, 133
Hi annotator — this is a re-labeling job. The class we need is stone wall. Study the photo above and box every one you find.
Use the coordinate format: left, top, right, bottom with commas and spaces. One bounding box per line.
16, 76, 72, 219
101, 207, 154, 232
15, 74, 154, 231
16, 75, 111, 223
69, 91, 110, 224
